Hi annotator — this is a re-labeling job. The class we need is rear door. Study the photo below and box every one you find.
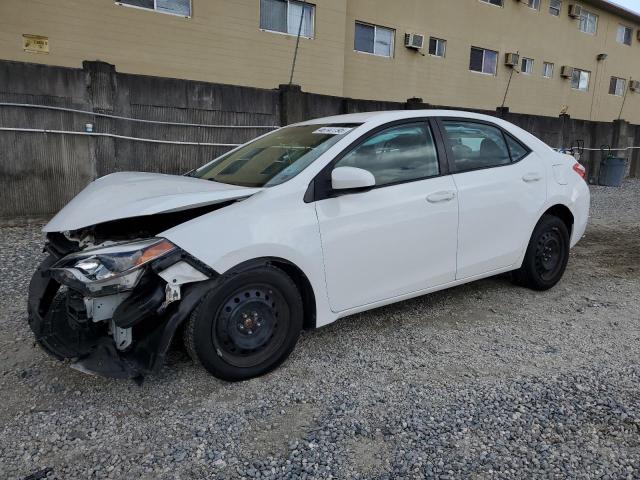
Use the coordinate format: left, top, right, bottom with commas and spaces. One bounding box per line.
314, 120, 459, 312
437, 118, 547, 280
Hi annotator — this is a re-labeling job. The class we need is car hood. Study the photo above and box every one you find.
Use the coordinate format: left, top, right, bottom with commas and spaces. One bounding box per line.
44, 172, 262, 232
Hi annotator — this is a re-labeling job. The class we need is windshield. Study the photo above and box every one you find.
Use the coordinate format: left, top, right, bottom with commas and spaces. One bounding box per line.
190, 124, 360, 187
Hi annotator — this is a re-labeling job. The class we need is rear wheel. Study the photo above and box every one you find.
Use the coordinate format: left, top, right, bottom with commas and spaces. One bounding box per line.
184, 266, 303, 381
512, 215, 570, 291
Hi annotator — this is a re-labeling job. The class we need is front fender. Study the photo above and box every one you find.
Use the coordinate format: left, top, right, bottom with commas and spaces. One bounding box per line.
161, 190, 336, 327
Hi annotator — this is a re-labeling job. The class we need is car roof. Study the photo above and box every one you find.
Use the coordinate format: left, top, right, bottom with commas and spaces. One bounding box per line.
294, 110, 503, 126
293, 109, 555, 153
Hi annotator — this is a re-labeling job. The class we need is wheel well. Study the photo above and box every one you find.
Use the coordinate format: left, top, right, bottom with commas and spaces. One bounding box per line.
544, 204, 574, 234
227, 257, 317, 330
269, 260, 316, 330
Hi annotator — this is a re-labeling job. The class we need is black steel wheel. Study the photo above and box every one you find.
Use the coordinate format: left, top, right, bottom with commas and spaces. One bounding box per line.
533, 229, 566, 282
512, 215, 570, 291
213, 283, 289, 368
184, 266, 303, 381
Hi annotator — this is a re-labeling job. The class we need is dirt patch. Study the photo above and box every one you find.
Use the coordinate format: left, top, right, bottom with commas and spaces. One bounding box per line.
242, 402, 320, 457
577, 226, 640, 278
346, 435, 388, 475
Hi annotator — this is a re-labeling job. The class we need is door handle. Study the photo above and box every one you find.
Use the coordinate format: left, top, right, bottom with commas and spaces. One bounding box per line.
426, 191, 456, 203
522, 173, 542, 183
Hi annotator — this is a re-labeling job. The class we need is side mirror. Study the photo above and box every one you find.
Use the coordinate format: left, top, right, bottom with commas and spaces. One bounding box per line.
331, 167, 376, 192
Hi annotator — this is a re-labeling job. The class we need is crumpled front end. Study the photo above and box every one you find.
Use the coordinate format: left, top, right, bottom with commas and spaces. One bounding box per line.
28, 231, 218, 379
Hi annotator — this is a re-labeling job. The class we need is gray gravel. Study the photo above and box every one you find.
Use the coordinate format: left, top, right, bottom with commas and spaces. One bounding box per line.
1, 180, 639, 479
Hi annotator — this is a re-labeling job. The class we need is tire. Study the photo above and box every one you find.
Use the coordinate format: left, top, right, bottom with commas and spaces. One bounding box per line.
512, 214, 570, 291
184, 265, 303, 381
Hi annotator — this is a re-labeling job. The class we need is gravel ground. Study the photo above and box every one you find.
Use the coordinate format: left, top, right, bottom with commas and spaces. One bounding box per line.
0, 180, 639, 479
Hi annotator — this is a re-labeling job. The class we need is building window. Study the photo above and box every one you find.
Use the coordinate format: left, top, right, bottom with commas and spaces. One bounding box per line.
521, 57, 534, 74
354, 22, 395, 57
479, 0, 503, 6
429, 37, 446, 57
616, 25, 633, 45
579, 10, 598, 35
260, 0, 315, 38
470, 47, 499, 75
525, 0, 540, 10
549, 0, 562, 16
116, 0, 191, 17
609, 77, 626, 96
543, 62, 554, 78
571, 69, 590, 91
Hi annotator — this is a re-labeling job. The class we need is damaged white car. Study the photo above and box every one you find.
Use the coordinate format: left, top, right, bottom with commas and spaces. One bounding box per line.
28, 111, 590, 381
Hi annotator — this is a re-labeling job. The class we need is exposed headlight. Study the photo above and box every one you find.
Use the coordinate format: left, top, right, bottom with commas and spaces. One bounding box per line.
51, 238, 176, 293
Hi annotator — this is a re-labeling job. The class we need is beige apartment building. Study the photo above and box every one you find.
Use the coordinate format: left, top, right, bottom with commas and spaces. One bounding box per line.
2, 0, 640, 122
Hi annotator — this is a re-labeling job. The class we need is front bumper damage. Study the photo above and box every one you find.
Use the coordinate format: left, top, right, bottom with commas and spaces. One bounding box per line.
28, 242, 218, 379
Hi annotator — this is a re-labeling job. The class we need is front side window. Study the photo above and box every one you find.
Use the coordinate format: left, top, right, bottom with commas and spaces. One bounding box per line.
571, 69, 590, 91
543, 62, 554, 78
355, 22, 395, 57
191, 124, 358, 187
429, 37, 446, 57
442, 121, 511, 172
116, 0, 191, 17
260, 0, 315, 38
549, 0, 562, 16
479, 0, 503, 6
470, 47, 499, 75
616, 25, 633, 45
335, 123, 439, 186
609, 77, 626, 96
521, 57, 534, 74
579, 10, 598, 34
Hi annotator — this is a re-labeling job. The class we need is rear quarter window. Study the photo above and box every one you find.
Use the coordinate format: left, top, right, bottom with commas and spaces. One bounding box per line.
505, 134, 530, 162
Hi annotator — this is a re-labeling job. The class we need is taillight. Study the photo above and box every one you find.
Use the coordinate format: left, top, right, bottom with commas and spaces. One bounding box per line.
572, 162, 586, 180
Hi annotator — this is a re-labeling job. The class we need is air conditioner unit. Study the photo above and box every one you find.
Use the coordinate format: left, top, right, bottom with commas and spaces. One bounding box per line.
630, 80, 640, 92
560, 66, 574, 78
505, 53, 520, 67
568, 4, 582, 18
404, 33, 425, 50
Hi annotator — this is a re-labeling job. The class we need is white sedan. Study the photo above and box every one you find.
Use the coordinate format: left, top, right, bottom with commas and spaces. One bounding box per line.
28, 110, 590, 381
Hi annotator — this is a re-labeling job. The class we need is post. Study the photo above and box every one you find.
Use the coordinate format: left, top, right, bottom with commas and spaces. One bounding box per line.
611, 119, 633, 178
83, 61, 117, 178
496, 106, 510, 118
405, 97, 430, 110
278, 84, 305, 126
631, 125, 640, 178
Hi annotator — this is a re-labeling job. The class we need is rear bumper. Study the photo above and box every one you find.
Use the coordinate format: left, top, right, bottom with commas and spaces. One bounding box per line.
28, 254, 218, 379
570, 182, 590, 247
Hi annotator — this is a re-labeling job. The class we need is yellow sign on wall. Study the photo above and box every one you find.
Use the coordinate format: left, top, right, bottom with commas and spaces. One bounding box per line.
23, 34, 49, 54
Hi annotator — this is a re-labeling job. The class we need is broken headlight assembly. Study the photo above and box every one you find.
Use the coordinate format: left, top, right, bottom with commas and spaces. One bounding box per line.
51, 238, 177, 294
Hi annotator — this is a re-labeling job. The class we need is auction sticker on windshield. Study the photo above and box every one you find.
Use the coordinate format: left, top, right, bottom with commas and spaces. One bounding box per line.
313, 127, 353, 135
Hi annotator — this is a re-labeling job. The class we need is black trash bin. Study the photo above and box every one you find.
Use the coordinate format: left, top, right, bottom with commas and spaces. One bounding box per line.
598, 152, 626, 187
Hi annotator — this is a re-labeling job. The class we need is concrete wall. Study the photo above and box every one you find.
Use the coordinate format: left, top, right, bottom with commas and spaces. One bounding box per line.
0, 59, 637, 219
0, 60, 280, 218
2, 0, 640, 123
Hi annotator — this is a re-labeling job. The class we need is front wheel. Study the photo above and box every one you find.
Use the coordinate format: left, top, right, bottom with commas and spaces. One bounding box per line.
184, 266, 303, 381
512, 215, 570, 291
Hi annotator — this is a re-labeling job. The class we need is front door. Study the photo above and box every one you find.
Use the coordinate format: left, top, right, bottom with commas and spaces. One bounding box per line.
314, 121, 459, 312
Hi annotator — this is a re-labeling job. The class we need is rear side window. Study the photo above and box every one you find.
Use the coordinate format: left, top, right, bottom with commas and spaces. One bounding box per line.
505, 134, 529, 162
441, 121, 511, 172
336, 122, 439, 186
